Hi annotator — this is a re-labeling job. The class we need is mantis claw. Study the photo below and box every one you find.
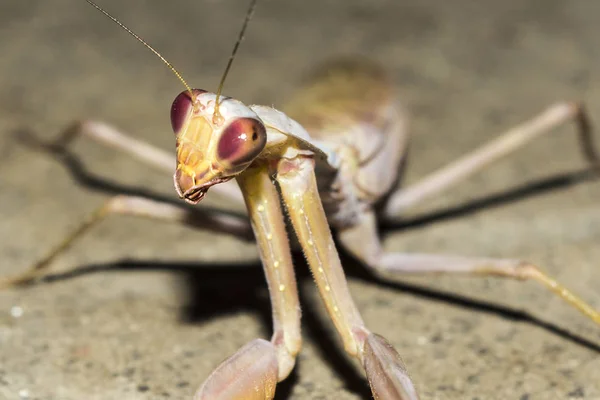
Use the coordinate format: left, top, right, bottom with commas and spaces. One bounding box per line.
363, 333, 420, 400
194, 339, 278, 400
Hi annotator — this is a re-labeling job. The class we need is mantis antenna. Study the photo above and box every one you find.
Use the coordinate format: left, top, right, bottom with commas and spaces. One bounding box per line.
213, 0, 259, 123
85, 0, 193, 97
85, 0, 259, 124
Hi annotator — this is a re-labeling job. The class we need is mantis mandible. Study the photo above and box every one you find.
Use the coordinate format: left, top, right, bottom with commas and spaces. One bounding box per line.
3, 0, 600, 399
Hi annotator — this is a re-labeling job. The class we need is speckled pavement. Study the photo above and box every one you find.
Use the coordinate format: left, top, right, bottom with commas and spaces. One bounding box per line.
1, 1, 600, 399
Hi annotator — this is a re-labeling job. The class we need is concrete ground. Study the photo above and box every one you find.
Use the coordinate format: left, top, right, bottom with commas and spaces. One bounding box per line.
1, 0, 600, 399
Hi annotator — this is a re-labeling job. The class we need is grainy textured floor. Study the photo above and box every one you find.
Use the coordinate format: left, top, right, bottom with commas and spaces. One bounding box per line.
1, 1, 600, 399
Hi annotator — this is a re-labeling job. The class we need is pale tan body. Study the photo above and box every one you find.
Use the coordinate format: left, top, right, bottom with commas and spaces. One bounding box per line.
3, 58, 600, 400
284, 60, 408, 229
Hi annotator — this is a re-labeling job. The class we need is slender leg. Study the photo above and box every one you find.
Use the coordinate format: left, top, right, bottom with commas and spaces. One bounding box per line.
277, 155, 420, 400
51, 121, 245, 206
194, 165, 302, 400
0, 195, 253, 288
384, 102, 599, 218
338, 210, 600, 325
59, 121, 175, 172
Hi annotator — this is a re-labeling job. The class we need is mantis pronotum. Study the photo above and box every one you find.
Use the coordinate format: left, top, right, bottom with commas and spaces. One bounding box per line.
2, 0, 600, 399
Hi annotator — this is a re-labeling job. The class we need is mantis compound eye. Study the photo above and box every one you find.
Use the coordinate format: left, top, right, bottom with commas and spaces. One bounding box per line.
170, 89, 206, 134
217, 117, 267, 166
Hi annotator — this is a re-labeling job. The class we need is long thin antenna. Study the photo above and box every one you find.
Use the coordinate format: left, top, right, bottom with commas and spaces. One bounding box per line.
85, 0, 192, 96
213, 0, 258, 122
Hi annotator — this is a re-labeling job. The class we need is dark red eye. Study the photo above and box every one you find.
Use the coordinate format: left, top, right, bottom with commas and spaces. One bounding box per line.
170, 89, 206, 134
217, 118, 267, 165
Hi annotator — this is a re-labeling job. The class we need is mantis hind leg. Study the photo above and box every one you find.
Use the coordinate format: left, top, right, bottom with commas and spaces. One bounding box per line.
338, 210, 600, 325
383, 102, 599, 219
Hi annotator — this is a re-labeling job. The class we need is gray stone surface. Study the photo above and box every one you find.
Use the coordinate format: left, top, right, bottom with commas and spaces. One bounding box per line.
1, 1, 600, 399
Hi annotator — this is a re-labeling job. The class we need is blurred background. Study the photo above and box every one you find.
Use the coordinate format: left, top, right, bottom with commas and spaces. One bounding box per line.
1, 0, 599, 399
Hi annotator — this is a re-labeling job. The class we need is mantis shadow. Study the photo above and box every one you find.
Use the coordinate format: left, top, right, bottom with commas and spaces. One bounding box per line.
41, 257, 368, 398
14, 128, 600, 398
381, 167, 599, 231
37, 253, 600, 399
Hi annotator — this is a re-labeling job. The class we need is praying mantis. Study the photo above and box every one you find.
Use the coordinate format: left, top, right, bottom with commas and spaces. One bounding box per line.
3, 0, 600, 399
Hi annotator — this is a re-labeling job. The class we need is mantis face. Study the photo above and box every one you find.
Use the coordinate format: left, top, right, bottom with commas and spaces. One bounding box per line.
170, 89, 267, 204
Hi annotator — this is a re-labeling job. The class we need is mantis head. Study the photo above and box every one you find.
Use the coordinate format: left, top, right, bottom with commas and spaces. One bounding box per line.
170, 89, 267, 204
83, 0, 261, 205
